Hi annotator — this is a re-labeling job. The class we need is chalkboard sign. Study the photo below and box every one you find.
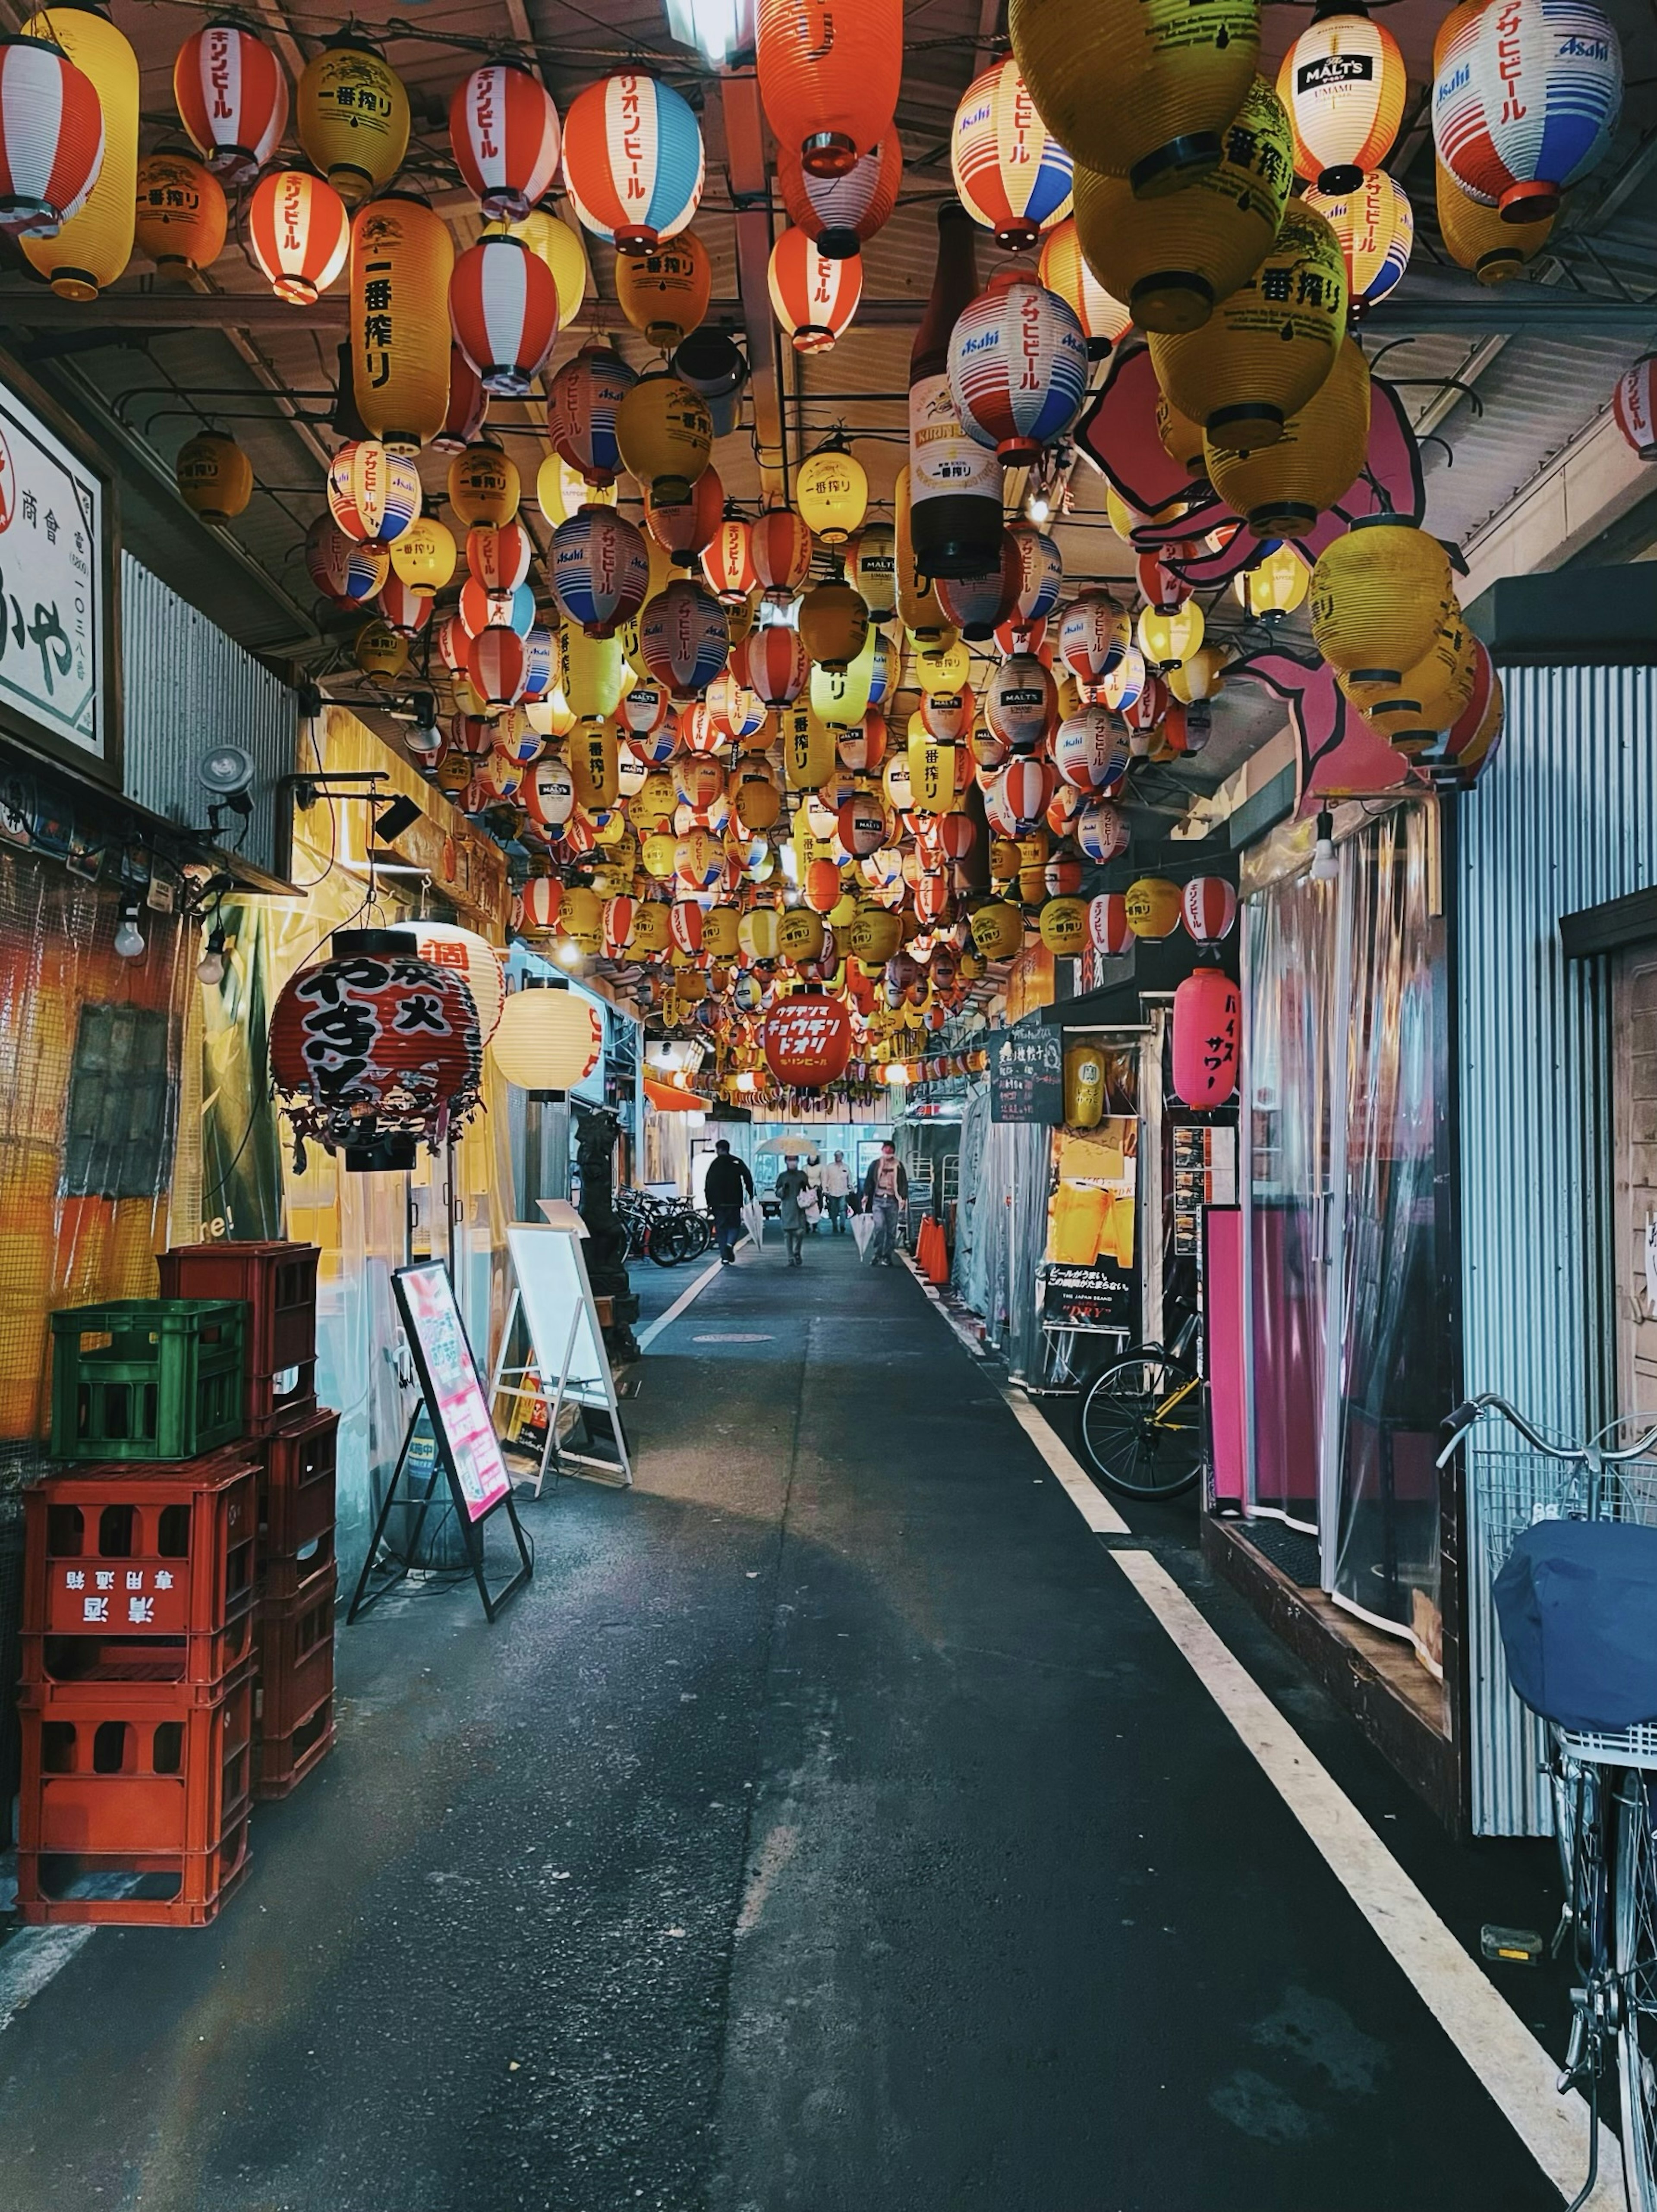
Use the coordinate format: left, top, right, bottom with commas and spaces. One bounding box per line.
990, 1019, 1064, 1124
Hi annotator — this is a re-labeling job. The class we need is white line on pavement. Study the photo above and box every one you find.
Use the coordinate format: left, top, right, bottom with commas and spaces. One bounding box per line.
636, 1249, 736, 1350
0, 1923, 98, 2036
997, 1384, 1131, 1536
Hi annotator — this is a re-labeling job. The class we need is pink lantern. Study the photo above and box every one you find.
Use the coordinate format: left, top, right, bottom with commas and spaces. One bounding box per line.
1172, 966, 1240, 1108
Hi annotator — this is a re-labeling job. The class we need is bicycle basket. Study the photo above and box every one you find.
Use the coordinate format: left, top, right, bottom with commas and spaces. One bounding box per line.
1494, 1518, 1657, 1737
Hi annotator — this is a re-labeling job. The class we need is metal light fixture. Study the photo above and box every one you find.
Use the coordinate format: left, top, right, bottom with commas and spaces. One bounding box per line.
664, 0, 753, 66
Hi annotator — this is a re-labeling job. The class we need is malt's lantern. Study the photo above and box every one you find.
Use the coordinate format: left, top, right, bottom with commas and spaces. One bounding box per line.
21, 3, 137, 300
135, 151, 225, 279
172, 20, 287, 184
350, 194, 454, 453
756, 0, 902, 178
777, 135, 902, 257
988, 653, 1058, 754
297, 32, 410, 208
852, 519, 898, 619
448, 60, 561, 221
561, 72, 704, 253
1172, 965, 1240, 1107
1278, 5, 1407, 192
248, 169, 350, 304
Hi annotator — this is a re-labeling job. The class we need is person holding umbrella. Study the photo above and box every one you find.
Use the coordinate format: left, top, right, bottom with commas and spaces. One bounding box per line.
774, 1153, 813, 1268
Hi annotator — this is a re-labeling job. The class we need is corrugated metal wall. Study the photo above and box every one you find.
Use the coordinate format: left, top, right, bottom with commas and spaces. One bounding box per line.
1459, 664, 1657, 1832
120, 555, 296, 875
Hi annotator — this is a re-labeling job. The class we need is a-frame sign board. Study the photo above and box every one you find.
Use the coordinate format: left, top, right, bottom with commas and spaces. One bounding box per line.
488, 1222, 633, 1497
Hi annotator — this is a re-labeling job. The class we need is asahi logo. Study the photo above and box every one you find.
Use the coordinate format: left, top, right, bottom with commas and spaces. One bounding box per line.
1297, 54, 1374, 92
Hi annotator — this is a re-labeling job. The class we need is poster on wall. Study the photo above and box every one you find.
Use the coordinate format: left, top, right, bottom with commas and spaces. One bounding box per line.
1039, 1121, 1139, 1334
990, 1018, 1063, 1124
0, 369, 115, 783
1172, 1125, 1238, 1257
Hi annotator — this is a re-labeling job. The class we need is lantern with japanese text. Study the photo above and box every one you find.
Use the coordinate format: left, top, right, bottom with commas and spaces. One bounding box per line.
297, 33, 410, 208
520, 878, 564, 930
769, 227, 863, 353
1615, 356, 1657, 462
778, 135, 902, 256
970, 900, 1024, 959
522, 760, 575, 833
797, 448, 869, 544
998, 756, 1057, 832
410, 922, 506, 1043
350, 195, 453, 453
134, 151, 225, 279
390, 514, 456, 596
1126, 876, 1182, 938
1306, 168, 1413, 314
756, 0, 902, 178
491, 987, 602, 1091
1089, 891, 1134, 955
617, 373, 712, 505
551, 505, 652, 637
466, 517, 533, 592
1182, 876, 1237, 944
1279, 5, 1406, 192
1009, 524, 1064, 629
328, 439, 420, 547
762, 991, 853, 1088
779, 699, 835, 786
742, 624, 810, 710
1433, 0, 1621, 225
641, 580, 730, 699
988, 654, 1058, 755
853, 520, 898, 620
20, 3, 135, 300
306, 512, 386, 606
561, 72, 704, 253
1310, 517, 1454, 683
548, 343, 637, 488
702, 515, 757, 604
0, 32, 104, 241
449, 61, 560, 221
173, 20, 287, 184
1172, 966, 1239, 1107
449, 234, 559, 398
1204, 333, 1370, 538
948, 273, 1087, 462
1059, 592, 1130, 687
617, 230, 712, 350
1040, 896, 1089, 955
248, 168, 349, 305
570, 724, 620, 812
176, 431, 251, 524
1037, 217, 1131, 357
1054, 708, 1121, 791
469, 625, 528, 710
951, 57, 1074, 250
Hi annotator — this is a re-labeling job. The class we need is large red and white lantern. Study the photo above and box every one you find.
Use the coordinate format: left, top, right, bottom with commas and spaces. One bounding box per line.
450, 236, 559, 398
768, 227, 863, 353
173, 22, 287, 185
468, 624, 528, 709
247, 169, 349, 305
561, 73, 705, 254
740, 624, 810, 709
762, 992, 853, 1089
1172, 967, 1240, 1108
547, 343, 636, 487
947, 274, 1088, 462
1054, 707, 1121, 791
328, 441, 420, 548
520, 876, 564, 927
377, 573, 432, 638
0, 35, 104, 239
702, 515, 757, 604
751, 505, 814, 598
1614, 355, 1657, 461
996, 756, 1056, 832
1089, 892, 1134, 957
1182, 875, 1238, 945
1059, 590, 1130, 686
448, 61, 561, 221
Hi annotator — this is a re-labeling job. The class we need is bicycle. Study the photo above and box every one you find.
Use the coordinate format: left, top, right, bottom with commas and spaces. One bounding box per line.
1074, 1304, 1207, 1501
616, 1190, 713, 1268
1438, 1394, 1657, 2212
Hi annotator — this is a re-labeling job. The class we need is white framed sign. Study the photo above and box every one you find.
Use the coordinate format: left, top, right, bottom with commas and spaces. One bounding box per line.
0, 363, 117, 784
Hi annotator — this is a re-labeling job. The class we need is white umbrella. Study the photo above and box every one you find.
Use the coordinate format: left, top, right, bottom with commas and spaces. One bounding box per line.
755, 1135, 821, 1159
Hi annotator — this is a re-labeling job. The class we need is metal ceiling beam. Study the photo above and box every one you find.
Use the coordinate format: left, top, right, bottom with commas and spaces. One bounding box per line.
715, 70, 787, 499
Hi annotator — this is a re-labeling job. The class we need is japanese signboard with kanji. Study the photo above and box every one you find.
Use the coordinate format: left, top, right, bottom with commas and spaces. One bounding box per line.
0, 369, 112, 779
989, 1018, 1063, 1124
396, 1261, 512, 1524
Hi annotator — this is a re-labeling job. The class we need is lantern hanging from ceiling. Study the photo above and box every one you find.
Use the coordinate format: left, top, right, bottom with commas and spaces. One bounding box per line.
297, 33, 410, 208
616, 373, 712, 505
646, 464, 724, 567
997, 756, 1057, 832
797, 449, 868, 544
1433, 0, 1621, 224
641, 581, 730, 700
173, 20, 287, 184
969, 900, 1024, 960
431, 346, 486, 452
947, 272, 1088, 461
522, 761, 575, 834
1614, 356, 1657, 462
20, 4, 136, 301
985, 655, 1056, 756
1204, 334, 1370, 539
1138, 601, 1206, 669
702, 515, 757, 604
569, 725, 620, 813
800, 579, 870, 671
1075, 801, 1129, 866
271, 930, 482, 1166
306, 512, 386, 606
469, 624, 529, 710
448, 61, 560, 222
1102, 643, 1149, 713
778, 698, 833, 786
1434, 158, 1553, 284
559, 619, 628, 721
1278, 5, 1407, 193
484, 207, 587, 327
1182, 876, 1237, 944
936, 537, 1022, 642
920, 687, 974, 744
247, 169, 350, 305
459, 577, 534, 639
616, 231, 712, 350
561, 72, 704, 254
735, 761, 783, 833
777, 135, 902, 258
853, 520, 898, 619
1071, 75, 1293, 335
762, 990, 853, 1087
466, 518, 532, 592
176, 430, 251, 523
1008, 0, 1260, 199
449, 233, 559, 397
350, 195, 453, 452
623, 677, 672, 744
1310, 517, 1454, 683
1009, 523, 1064, 629
1054, 708, 1121, 791
1305, 169, 1413, 314
522, 624, 559, 700
1059, 591, 1131, 687
0, 33, 104, 240
709, 668, 769, 744
1039, 897, 1089, 956
410, 923, 507, 1044
1148, 199, 1346, 450
328, 439, 420, 548
768, 228, 863, 353
389, 514, 456, 596
551, 506, 652, 638
756, 0, 903, 178
1083, 892, 1130, 958
135, 150, 226, 279
1439, 637, 1504, 782
1125, 876, 1182, 939
490, 986, 602, 1091
1036, 217, 1132, 358
1172, 965, 1240, 1107
1234, 543, 1310, 621
547, 343, 638, 488
950, 57, 1074, 250
752, 504, 816, 598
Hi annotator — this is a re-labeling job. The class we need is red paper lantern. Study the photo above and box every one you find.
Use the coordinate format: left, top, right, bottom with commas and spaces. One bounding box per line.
762, 991, 853, 1089
768, 227, 863, 353
449, 61, 561, 221
756, 0, 903, 177
669, 900, 705, 954
469, 624, 528, 709
1172, 966, 1240, 1109
751, 505, 815, 597
520, 878, 563, 930
522, 763, 575, 833
1614, 355, 1657, 462
1136, 543, 1195, 614
805, 857, 842, 913
378, 573, 432, 637
740, 624, 810, 708
997, 755, 1056, 832
435, 345, 488, 452
0, 35, 104, 240
1181, 875, 1237, 945
777, 135, 902, 256
450, 236, 559, 398
173, 22, 287, 185
702, 515, 757, 603
1089, 893, 1133, 956
647, 464, 724, 567
247, 168, 349, 306
466, 519, 533, 592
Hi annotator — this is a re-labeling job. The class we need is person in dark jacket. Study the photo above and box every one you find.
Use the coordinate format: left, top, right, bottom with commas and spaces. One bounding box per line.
704, 1140, 754, 1264
860, 1141, 909, 1267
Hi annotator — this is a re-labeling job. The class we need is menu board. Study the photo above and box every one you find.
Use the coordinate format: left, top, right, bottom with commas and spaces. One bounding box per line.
990, 1018, 1063, 1124
1172, 1125, 1238, 1257
394, 1262, 511, 1523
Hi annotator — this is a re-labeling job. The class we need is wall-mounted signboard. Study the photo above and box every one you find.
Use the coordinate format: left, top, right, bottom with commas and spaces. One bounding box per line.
989, 1018, 1063, 1125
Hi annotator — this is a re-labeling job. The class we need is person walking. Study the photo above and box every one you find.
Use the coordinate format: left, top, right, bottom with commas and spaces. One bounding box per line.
703, 1139, 753, 1266
821, 1150, 852, 1235
860, 1139, 909, 1267
775, 1153, 812, 1268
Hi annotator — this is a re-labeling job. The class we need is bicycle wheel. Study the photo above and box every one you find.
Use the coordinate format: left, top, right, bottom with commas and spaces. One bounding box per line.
681, 1211, 712, 1260
648, 1217, 690, 1268
1077, 1352, 1205, 1500
1616, 1774, 1657, 2212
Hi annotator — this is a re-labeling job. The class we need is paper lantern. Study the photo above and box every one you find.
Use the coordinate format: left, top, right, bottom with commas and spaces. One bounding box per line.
778, 698, 834, 785
484, 207, 588, 326
837, 712, 888, 775
407, 923, 507, 1046
756, 0, 902, 178
1009, 0, 1260, 199
1150, 197, 1346, 450
1204, 334, 1370, 537
1101, 643, 1149, 713
1040, 896, 1089, 955
1009, 525, 1065, 630
797, 450, 868, 544
803, 857, 842, 914
702, 517, 758, 604
707, 668, 768, 742
522, 762, 576, 834
920, 687, 974, 743
21, 4, 136, 301
559, 888, 606, 957
1054, 708, 1122, 792
1615, 356, 1657, 462
449, 234, 559, 398
466, 518, 532, 593
430, 347, 485, 454
1182, 876, 1237, 944
1349, 603, 1478, 750
328, 439, 419, 547
1235, 544, 1310, 620
489, 986, 602, 1091
469, 625, 528, 710
562, 73, 704, 253
1036, 218, 1131, 358
1310, 518, 1454, 683
171, 21, 287, 185
947, 273, 1088, 462
986, 653, 1057, 755
629, 902, 671, 954
1169, 646, 1227, 704
134, 151, 225, 278
176, 432, 251, 524
459, 577, 534, 639
1125, 876, 1182, 939
769, 228, 863, 353
1072, 75, 1293, 334
970, 901, 1023, 959
762, 990, 853, 1087
998, 756, 1057, 832
617, 373, 712, 505
936, 541, 1021, 643
248, 169, 349, 305
350, 195, 454, 453
1433, 0, 1621, 225
296, 33, 409, 209
449, 61, 560, 221
851, 520, 898, 620
1279, 6, 1406, 192
271, 930, 482, 1162
1059, 591, 1131, 686
800, 580, 870, 671
551, 506, 652, 638
1435, 158, 1553, 283
388, 514, 456, 598
778, 135, 901, 256
1138, 602, 1206, 670
1172, 965, 1239, 1107
1440, 637, 1504, 782
647, 466, 724, 569
566, 724, 617, 813
548, 343, 637, 488
0, 33, 104, 240
306, 513, 386, 607
951, 57, 1074, 251
616, 231, 711, 349
640, 581, 730, 699
1090, 891, 1134, 955
1306, 169, 1412, 314
752, 506, 816, 600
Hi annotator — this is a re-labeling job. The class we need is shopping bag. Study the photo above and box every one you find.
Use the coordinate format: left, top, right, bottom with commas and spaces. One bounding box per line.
801, 1187, 822, 1226
849, 1209, 876, 1260
741, 1199, 765, 1250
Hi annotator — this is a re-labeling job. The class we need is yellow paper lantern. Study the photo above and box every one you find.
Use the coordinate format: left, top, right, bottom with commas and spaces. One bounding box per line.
390, 514, 457, 596
537, 453, 616, 527
355, 618, 408, 679
780, 702, 837, 790
850, 905, 902, 964
797, 449, 869, 544
1233, 544, 1309, 621
22, 4, 138, 301
1310, 518, 1455, 684
1125, 876, 1181, 938
560, 887, 604, 955
350, 194, 453, 454
1149, 198, 1346, 451
779, 908, 826, 962
175, 432, 252, 524
526, 689, 576, 740
1064, 1040, 1107, 1128
907, 729, 960, 815
298, 34, 410, 209
1010, 0, 1260, 199
616, 374, 713, 505
1434, 160, 1554, 287
134, 151, 227, 280
740, 906, 782, 961
701, 904, 740, 961
450, 442, 520, 526
1345, 605, 1477, 751
1203, 334, 1370, 539
615, 232, 712, 350
1038, 217, 1133, 356
1040, 896, 1090, 955
569, 723, 620, 811
559, 621, 628, 721
914, 635, 971, 696
1156, 389, 1207, 479
799, 580, 870, 672
1072, 76, 1292, 334
895, 468, 951, 639
629, 902, 671, 953
484, 208, 588, 325
633, 768, 679, 826
732, 761, 782, 831
1137, 602, 1206, 669
1168, 643, 1227, 703
969, 900, 1024, 960
643, 830, 679, 879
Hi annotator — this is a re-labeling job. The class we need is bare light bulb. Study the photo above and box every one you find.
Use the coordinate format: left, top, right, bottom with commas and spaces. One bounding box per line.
1310, 810, 1338, 884
196, 926, 227, 987
114, 905, 145, 960
1026, 491, 1052, 525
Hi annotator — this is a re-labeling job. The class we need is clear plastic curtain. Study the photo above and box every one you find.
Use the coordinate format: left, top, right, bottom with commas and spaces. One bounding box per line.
952, 1089, 1051, 1381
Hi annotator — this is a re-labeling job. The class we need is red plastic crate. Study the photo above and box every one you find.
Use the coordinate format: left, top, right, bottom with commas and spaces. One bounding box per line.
16, 1811, 250, 1927
258, 1522, 336, 1605
246, 1364, 318, 1438
20, 1613, 255, 1701
18, 1670, 253, 1859
260, 1405, 338, 1560
25, 1449, 259, 1641
158, 1241, 318, 1379
255, 1693, 333, 1801
255, 1584, 334, 1743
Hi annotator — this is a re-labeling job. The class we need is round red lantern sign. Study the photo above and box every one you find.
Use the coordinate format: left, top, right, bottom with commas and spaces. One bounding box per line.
762, 991, 853, 1090
1172, 965, 1241, 1109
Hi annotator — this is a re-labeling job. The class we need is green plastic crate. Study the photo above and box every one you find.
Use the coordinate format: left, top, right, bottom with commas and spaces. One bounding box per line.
50, 1300, 246, 1462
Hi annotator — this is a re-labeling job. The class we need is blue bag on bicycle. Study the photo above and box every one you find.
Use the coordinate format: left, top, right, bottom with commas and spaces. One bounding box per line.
1494, 1519, 1657, 1734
